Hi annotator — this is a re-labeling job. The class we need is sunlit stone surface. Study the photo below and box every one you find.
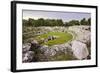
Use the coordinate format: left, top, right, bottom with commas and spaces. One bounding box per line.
71, 40, 89, 60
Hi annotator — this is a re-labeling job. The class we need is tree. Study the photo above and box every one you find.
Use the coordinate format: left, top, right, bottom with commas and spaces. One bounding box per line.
50, 19, 57, 26
56, 19, 63, 26
38, 18, 45, 26
44, 19, 50, 26
87, 18, 91, 25
74, 20, 80, 25
65, 22, 69, 26
68, 20, 80, 26
23, 19, 28, 26
80, 18, 88, 25
28, 18, 34, 26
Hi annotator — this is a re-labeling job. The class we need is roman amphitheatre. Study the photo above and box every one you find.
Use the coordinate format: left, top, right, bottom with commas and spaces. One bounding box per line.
22, 25, 91, 62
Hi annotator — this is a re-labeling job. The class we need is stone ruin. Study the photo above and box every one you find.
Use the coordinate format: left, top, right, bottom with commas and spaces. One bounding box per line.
22, 39, 90, 62
22, 26, 91, 62
43, 35, 59, 43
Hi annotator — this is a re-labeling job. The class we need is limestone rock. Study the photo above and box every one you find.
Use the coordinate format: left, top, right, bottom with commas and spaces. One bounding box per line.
31, 40, 38, 45
71, 40, 89, 60
30, 40, 40, 50
22, 43, 31, 53
39, 45, 48, 53
22, 51, 34, 62
44, 49, 56, 56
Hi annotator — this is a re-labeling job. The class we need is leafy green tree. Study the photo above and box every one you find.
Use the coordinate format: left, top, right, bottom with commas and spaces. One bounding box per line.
64, 22, 69, 26
44, 19, 50, 26
49, 19, 56, 26
23, 19, 28, 26
87, 18, 91, 25
56, 19, 63, 26
28, 18, 34, 26
38, 18, 45, 26
80, 18, 88, 25
68, 20, 80, 26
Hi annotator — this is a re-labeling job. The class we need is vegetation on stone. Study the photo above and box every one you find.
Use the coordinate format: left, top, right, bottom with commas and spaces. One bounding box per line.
22, 18, 91, 63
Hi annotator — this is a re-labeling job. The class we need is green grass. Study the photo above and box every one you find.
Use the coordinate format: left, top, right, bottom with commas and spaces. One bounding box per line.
36, 32, 73, 46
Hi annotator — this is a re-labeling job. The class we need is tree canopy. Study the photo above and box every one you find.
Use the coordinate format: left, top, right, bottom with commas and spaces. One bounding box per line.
23, 18, 91, 27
